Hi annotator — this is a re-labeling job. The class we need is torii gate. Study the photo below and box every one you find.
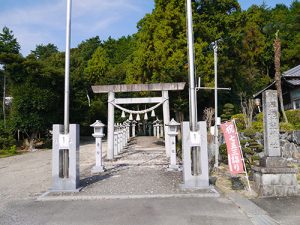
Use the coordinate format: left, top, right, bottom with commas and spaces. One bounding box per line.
92, 82, 186, 160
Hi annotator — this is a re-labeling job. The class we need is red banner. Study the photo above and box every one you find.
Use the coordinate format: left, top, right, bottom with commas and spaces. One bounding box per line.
220, 121, 244, 175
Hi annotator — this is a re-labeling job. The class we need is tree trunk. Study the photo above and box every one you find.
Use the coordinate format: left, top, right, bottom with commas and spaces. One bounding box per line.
274, 33, 288, 123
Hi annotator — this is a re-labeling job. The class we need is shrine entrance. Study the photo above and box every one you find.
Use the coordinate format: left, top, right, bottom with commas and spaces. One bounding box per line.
91, 82, 186, 160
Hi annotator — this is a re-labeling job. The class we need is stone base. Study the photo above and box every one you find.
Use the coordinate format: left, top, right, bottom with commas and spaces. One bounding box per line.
260, 156, 287, 168
252, 166, 298, 197
91, 166, 105, 174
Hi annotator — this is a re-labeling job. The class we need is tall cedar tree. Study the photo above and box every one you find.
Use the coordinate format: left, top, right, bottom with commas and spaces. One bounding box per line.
274, 31, 288, 123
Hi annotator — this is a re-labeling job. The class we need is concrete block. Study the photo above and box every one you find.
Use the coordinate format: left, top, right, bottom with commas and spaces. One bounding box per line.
274, 185, 287, 196
261, 185, 274, 196
287, 186, 298, 196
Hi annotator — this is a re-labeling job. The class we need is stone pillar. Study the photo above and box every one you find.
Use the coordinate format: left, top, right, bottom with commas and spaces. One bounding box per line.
122, 125, 126, 148
107, 92, 115, 160
113, 124, 118, 156
132, 121, 137, 137
51, 124, 80, 192
153, 123, 157, 137
117, 124, 122, 153
126, 122, 130, 140
253, 90, 298, 196
156, 124, 160, 139
263, 90, 280, 157
160, 124, 164, 137
163, 91, 170, 156
181, 121, 209, 188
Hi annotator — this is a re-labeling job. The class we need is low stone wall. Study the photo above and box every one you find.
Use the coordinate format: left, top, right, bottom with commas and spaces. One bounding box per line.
252, 166, 298, 196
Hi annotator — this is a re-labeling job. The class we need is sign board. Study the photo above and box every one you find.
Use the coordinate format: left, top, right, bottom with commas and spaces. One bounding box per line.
190, 131, 201, 146
59, 134, 69, 149
220, 121, 244, 175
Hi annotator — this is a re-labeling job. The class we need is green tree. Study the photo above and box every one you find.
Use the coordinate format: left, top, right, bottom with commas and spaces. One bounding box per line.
0, 26, 20, 54
31, 43, 58, 60
84, 46, 111, 84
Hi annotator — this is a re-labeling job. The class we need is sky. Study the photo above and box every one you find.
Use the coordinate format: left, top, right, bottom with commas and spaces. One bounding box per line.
0, 0, 296, 56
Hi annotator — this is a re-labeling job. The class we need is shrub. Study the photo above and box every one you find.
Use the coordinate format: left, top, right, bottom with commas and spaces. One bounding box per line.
255, 112, 263, 122
252, 121, 263, 132
280, 122, 295, 132
231, 114, 246, 131
221, 103, 235, 122
243, 128, 256, 138
286, 110, 300, 130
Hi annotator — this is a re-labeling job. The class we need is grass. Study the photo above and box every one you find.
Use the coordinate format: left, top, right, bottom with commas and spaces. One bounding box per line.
0, 145, 18, 158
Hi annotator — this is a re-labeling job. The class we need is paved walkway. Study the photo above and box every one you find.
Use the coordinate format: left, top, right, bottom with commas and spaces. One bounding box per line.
45, 136, 217, 198
0, 136, 285, 225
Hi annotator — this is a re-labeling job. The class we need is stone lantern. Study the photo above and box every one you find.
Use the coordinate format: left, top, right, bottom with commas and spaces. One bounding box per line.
166, 118, 180, 170
90, 120, 105, 173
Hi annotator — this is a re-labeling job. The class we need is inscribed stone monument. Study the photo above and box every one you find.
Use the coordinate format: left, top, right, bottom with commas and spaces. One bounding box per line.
253, 90, 298, 197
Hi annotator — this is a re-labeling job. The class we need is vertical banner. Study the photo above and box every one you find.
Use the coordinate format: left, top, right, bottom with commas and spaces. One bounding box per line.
220, 121, 244, 175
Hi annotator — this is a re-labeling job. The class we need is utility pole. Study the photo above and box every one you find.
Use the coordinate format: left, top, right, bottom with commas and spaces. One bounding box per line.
213, 41, 219, 168
196, 40, 231, 169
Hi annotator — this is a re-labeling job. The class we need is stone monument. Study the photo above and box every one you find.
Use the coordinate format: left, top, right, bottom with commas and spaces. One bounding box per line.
253, 90, 298, 196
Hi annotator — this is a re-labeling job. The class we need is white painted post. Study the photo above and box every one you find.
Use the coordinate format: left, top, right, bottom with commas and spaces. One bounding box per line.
107, 92, 115, 160
162, 91, 170, 156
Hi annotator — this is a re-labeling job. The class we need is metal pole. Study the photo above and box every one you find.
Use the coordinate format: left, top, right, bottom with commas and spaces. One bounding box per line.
63, 0, 72, 178
64, 0, 72, 134
213, 42, 219, 168
186, 0, 197, 131
186, 0, 199, 175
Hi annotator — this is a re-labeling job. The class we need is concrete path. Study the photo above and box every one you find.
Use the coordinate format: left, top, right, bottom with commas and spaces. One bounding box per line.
0, 136, 269, 225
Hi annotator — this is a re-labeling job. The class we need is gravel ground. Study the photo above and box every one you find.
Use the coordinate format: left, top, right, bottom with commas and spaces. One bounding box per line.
0, 139, 106, 209
0, 136, 218, 208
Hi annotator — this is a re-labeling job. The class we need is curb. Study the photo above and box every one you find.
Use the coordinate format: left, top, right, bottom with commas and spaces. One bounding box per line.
227, 193, 280, 225
37, 188, 220, 202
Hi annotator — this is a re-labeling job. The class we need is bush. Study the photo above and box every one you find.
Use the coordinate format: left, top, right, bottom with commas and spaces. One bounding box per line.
243, 128, 256, 138
252, 121, 263, 132
219, 143, 228, 164
280, 122, 295, 132
231, 114, 246, 131
255, 112, 263, 122
286, 110, 300, 130
0, 145, 17, 157
221, 103, 235, 122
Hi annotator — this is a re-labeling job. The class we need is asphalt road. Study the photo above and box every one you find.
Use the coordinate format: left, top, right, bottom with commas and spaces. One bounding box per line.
1, 197, 254, 225
252, 196, 300, 225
